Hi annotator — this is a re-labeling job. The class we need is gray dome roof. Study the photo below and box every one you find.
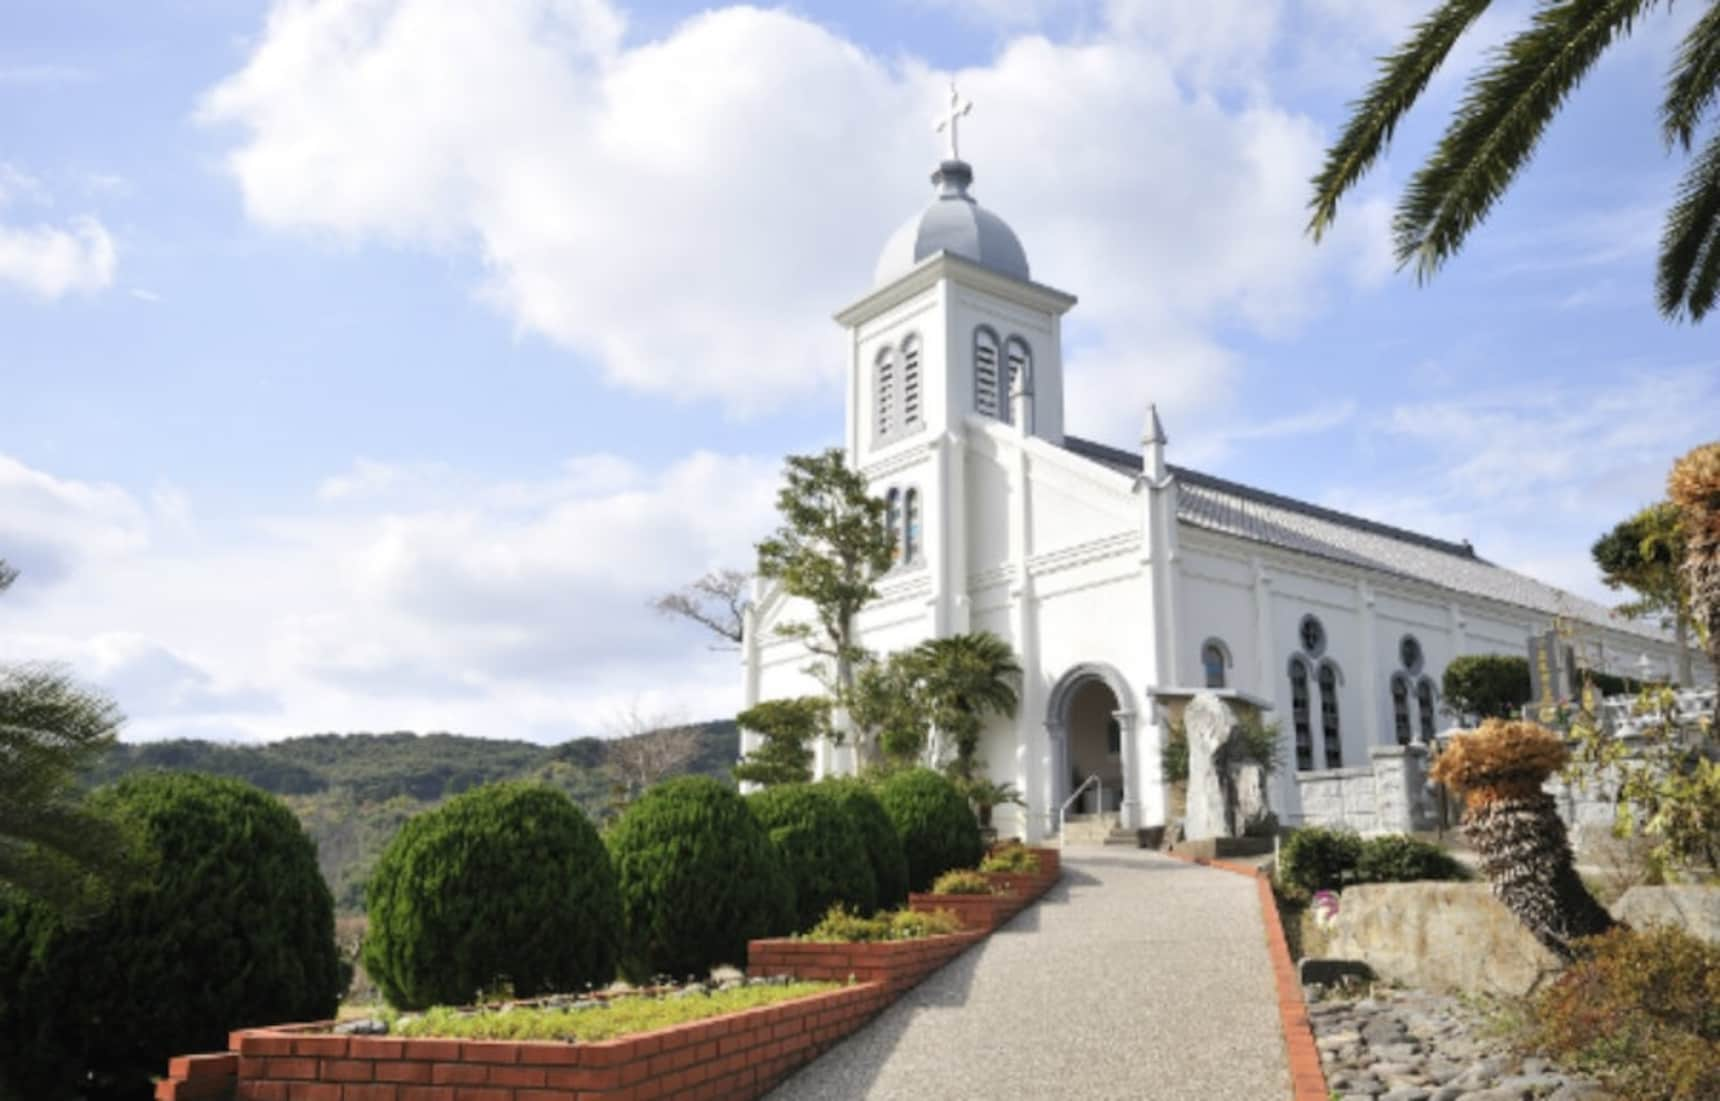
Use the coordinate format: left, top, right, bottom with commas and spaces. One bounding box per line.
874, 160, 1029, 286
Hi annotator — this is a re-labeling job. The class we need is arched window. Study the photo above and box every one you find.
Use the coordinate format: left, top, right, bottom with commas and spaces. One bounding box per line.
1416, 678, 1437, 742
903, 488, 922, 563
885, 488, 902, 565
1004, 336, 1032, 424
1201, 640, 1228, 689
874, 346, 896, 444
1289, 657, 1313, 771
1318, 661, 1342, 768
900, 334, 922, 431
1391, 673, 1412, 746
973, 327, 1001, 419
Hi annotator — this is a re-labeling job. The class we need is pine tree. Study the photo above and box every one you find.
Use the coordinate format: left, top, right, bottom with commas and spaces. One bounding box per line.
733, 697, 827, 787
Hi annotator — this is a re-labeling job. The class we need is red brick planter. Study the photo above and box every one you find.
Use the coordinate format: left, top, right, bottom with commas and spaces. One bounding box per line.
985, 845, 1061, 880
166, 982, 892, 1101
746, 928, 985, 994
906, 890, 1017, 931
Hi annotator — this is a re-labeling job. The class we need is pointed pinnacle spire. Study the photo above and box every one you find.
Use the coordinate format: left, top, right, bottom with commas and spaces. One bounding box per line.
1143, 403, 1167, 447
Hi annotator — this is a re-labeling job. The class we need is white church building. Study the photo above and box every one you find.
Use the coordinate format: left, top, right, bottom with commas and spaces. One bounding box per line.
740, 91, 1702, 843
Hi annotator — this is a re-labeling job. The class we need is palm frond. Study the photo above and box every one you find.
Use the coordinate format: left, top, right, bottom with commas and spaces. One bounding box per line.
1309, 0, 1494, 241
1395, 0, 1660, 278
1662, 1, 1720, 150
1658, 125, 1720, 319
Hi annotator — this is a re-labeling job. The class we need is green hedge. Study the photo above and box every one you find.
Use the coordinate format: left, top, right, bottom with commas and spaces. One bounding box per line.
747, 784, 876, 929
606, 776, 794, 981
875, 769, 983, 893
821, 777, 909, 908
1442, 654, 1531, 720
1276, 826, 1467, 898
362, 783, 619, 1010
0, 773, 340, 1100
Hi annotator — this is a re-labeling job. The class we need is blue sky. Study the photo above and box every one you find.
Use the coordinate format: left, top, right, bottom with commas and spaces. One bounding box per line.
1, 0, 1715, 744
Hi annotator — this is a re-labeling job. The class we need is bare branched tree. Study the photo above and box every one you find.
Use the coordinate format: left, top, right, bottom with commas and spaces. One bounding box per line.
605, 705, 706, 799
653, 568, 751, 650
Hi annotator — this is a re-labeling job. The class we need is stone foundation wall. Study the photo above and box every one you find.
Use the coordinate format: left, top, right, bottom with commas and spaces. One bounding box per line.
1292, 746, 1442, 834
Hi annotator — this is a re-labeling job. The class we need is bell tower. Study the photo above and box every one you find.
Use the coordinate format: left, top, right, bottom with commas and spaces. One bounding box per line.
834, 83, 1077, 636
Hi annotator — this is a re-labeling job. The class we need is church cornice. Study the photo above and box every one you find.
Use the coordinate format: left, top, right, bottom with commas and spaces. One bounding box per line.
835, 251, 1076, 329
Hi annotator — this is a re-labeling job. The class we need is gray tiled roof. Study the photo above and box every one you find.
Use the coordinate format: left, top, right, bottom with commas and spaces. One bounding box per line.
1061, 436, 1670, 644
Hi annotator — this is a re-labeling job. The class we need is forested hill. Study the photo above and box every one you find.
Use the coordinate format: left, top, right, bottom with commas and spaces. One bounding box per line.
84, 723, 739, 913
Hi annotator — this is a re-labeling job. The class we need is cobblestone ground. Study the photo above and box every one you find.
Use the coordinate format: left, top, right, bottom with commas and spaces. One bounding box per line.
1308, 985, 1614, 1101
768, 849, 1290, 1101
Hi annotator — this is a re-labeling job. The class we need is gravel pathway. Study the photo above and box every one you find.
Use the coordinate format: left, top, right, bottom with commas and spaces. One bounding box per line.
767, 849, 1291, 1100
1308, 986, 1614, 1101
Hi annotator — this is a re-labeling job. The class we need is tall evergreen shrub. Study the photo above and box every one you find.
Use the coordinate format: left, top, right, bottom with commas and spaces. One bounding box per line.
822, 777, 910, 908
606, 776, 793, 981
875, 768, 983, 893
747, 784, 876, 928
0, 773, 340, 1100
362, 782, 620, 1010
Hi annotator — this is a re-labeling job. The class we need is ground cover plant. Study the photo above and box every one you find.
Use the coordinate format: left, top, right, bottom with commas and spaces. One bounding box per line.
362, 782, 620, 1010
875, 768, 983, 893
800, 903, 963, 943
979, 842, 1040, 874
748, 783, 877, 928
0, 773, 340, 1101
929, 869, 996, 895
389, 981, 838, 1044
606, 775, 793, 981
1522, 925, 1720, 1100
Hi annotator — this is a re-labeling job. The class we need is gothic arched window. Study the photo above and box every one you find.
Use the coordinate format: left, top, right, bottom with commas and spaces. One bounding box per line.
973, 327, 1001, 419
900, 333, 923, 432
1289, 657, 1313, 771
1391, 673, 1412, 746
1318, 661, 1343, 768
1416, 678, 1437, 743
1201, 640, 1227, 689
1004, 336, 1031, 426
903, 488, 922, 563
874, 346, 896, 444
885, 488, 902, 565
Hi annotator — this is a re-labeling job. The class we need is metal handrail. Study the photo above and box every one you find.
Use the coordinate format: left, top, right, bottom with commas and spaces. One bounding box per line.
1058, 774, 1102, 849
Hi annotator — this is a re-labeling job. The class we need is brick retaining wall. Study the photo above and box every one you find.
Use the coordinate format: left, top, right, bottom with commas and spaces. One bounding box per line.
746, 928, 984, 995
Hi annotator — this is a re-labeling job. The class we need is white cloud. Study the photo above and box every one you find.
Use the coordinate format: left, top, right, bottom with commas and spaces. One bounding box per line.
200, 0, 1392, 419
0, 214, 117, 299
1, 447, 780, 743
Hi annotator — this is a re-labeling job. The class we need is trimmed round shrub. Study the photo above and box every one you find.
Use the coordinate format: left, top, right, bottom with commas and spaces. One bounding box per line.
875, 768, 983, 893
1276, 826, 1362, 897
0, 773, 340, 1100
821, 777, 910, 908
1354, 835, 1467, 885
748, 784, 876, 930
362, 782, 619, 1010
931, 869, 994, 895
606, 776, 793, 981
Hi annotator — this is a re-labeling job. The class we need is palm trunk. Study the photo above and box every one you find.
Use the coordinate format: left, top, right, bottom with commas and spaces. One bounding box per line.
1461, 789, 1615, 960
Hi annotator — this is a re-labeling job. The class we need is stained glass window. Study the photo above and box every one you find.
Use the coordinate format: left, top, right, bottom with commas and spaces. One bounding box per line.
903, 488, 922, 563
1318, 661, 1342, 768
1391, 674, 1411, 746
885, 488, 901, 564
1289, 658, 1313, 771
1202, 642, 1226, 689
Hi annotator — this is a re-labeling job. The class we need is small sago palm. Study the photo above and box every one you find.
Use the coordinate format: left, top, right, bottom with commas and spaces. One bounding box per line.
914, 632, 1022, 779
1310, 0, 1720, 322
1430, 719, 1615, 960
1667, 441, 1720, 709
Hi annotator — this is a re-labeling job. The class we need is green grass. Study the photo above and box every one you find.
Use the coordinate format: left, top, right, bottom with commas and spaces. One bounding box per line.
390, 982, 839, 1044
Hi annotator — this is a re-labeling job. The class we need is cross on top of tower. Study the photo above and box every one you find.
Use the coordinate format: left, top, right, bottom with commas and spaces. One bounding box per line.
933, 81, 972, 161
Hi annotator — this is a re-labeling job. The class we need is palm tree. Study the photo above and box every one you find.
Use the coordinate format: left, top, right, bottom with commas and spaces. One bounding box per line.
913, 632, 1022, 779
1309, 0, 1720, 321
0, 560, 138, 915
1429, 718, 1615, 959
1667, 441, 1720, 705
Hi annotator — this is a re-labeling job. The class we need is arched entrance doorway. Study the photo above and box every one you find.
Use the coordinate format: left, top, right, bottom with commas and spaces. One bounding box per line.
1045, 663, 1135, 832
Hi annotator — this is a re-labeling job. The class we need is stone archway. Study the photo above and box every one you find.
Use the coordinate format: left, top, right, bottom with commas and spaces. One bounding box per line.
1044, 662, 1136, 833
